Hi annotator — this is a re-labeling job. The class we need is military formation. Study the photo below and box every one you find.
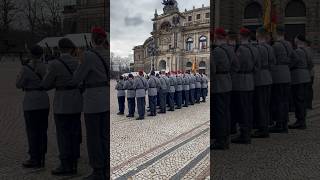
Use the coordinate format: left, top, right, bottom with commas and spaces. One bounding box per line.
16, 27, 108, 180
115, 70, 209, 120
212, 26, 314, 150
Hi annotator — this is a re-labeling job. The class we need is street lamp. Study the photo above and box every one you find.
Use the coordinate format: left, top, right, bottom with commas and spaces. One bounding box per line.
148, 40, 156, 72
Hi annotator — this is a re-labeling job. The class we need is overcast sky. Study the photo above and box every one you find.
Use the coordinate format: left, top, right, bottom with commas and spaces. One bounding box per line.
110, 0, 210, 58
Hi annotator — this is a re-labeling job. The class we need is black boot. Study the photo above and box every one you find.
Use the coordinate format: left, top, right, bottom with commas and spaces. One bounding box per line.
22, 158, 42, 168
72, 159, 78, 174
251, 129, 270, 138
231, 132, 251, 144
211, 138, 229, 150
269, 124, 288, 133
51, 160, 75, 176
289, 121, 306, 129
83, 169, 106, 180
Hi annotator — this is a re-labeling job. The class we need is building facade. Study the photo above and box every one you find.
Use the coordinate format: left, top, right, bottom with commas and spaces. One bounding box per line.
62, 0, 108, 33
133, 0, 210, 75
213, 0, 320, 53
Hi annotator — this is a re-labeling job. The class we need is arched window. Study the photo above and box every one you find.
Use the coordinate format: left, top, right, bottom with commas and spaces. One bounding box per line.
199, 36, 207, 50
199, 61, 206, 69
186, 62, 192, 70
159, 60, 166, 71
285, 0, 306, 17
186, 37, 193, 51
244, 2, 262, 19
160, 21, 171, 32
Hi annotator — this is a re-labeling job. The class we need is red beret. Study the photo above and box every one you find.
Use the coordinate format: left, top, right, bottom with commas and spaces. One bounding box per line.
91, 26, 107, 38
239, 27, 250, 36
215, 28, 227, 36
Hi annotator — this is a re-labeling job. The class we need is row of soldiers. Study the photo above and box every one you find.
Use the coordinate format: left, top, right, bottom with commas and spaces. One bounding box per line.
16, 27, 108, 180
115, 70, 209, 120
212, 26, 314, 150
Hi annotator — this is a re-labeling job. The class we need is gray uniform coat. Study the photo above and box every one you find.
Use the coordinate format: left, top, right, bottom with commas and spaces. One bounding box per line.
42, 54, 83, 114
159, 76, 168, 92
16, 61, 50, 111
73, 47, 109, 114
164, 76, 170, 91
189, 74, 196, 89
148, 75, 158, 96
213, 44, 240, 93
169, 76, 176, 93
124, 79, 135, 98
232, 43, 259, 91
201, 75, 208, 88
176, 76, 183, 91
254, 43, 274, 86
290, 47, 311, 84
183, 76, 190, 90
271, 40, 294, 84
195, 74, 202, 88
134, 76, 148, 97
115, 80, 126, 97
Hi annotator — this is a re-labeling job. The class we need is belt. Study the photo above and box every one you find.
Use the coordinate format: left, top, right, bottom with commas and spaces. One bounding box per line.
291, 67, 308, 70
238, 71, 253, 74
24, 88, 44, 92
56, 86, 79, 91
84, 81, 108, 89
216, 71, 229, 74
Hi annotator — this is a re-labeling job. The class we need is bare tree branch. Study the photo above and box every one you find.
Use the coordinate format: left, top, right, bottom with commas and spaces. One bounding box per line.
0, 0, 17, 32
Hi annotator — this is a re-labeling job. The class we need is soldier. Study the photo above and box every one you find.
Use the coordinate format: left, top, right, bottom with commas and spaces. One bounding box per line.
148, 71, 159, 116
211, 28, 239, 150
134, 71, 148, 120
227, 30, 239, 51
189, 71, 195, 105
288, 35, 311, 129
252, 28, 276, 138
156, 73, 161, 108
168, 71, 176, 111
305, 40, 314, 109
41, 38, 82, 175
175, 71, 183, 109
201, 72, 208, 102
164, 72, 171, 108
230, 27, 259, 144
17, 45, 50, 168
159, 71, 168, 113
72, 27, 108, 180
269, 26, 294, 133
124, 74, 135, 117
115, 75, 126, 115
183, 71, 190, 107
195, 72, 202, 103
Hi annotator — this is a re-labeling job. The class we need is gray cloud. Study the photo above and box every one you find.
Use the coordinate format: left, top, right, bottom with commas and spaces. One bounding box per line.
124, 15, 144, 26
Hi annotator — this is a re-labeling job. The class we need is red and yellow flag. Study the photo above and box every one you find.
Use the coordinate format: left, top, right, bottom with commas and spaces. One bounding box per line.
263, 0, 277, 33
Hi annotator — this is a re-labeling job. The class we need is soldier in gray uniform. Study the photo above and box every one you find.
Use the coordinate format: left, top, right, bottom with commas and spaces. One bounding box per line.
168, 72, 176, 111
72, 27, 108, 180
148, 71, 159, 116
134, 71, 148, 120
288, 35, 311, 129
269, 26, 294, 133
124, 74, 135, 117
183, 72, 190, 107
230, 27, 259, 144
164, 72, 170, 108
41, 38, 82, 175
252, 28, 276, 138
195, 72, 202, 103
115, 76, 126, 115
156, 73, 161, 107
159, 71, 168, 113
201, 73, 208, 102
305, 40, 314, 109
189, 72, 195, 105
175, 71, 183, 109
212, 28, 239, 150
17, 45, 50, 168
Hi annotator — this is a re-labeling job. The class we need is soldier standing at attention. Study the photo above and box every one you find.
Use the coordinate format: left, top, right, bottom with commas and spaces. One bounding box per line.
226, 30, 238, 51
305, 40, 314, 109
159, 71, 168, 113
17, 45, 50, 168
195, 72, 202, 103
212, 28, 239, 150
164, 72, 171, 108
168, 71, 176, 111
41, 38, 82, 175
175, 71, 183, 109
147, 71, 159, 116
230, 28, 258, 144
156, 73, 161, 108
252, 28, 276, 138
189, 71, 195, 105
134, 71, 148, 120
201, 72, 208, 102
124, 74, 135, 118
72, 27, 108, 180
115, 75, 126, 115
288, 35, 311, 129
183, 71, 190, 107
269, 26, 294, 133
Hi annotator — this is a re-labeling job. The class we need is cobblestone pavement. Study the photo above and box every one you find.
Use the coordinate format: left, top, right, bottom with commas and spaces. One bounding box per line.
212, 65, 320, 180
110, 80, 210, 179
0, 61, 90, 180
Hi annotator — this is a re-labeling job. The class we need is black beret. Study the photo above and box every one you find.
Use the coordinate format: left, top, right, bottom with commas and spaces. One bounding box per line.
58, 38, 76, 49
151, 71, 155, 75
128, 74, 133, 78
30, 45, 43, 56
